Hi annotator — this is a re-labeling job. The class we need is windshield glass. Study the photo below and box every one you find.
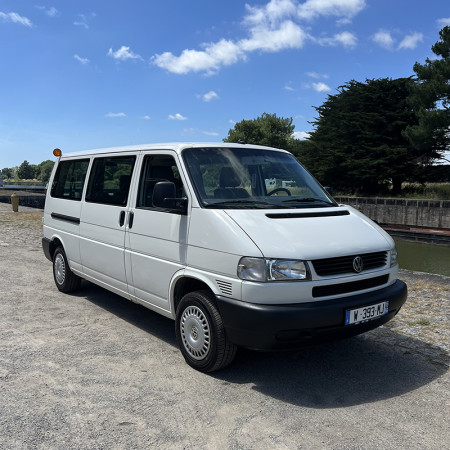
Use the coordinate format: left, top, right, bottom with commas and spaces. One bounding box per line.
182, 147, 337, 209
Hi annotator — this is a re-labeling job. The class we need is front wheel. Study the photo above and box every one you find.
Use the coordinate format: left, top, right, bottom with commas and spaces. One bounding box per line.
175, 290, 237, 372
53, 246, 81, 293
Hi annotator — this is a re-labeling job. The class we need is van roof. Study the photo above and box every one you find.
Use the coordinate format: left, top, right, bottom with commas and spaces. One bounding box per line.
59, 142, 290, 158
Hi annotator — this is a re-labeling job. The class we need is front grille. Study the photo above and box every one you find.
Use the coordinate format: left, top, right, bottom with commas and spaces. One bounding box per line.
312, 275, 389, 298
312, 251, 387, 276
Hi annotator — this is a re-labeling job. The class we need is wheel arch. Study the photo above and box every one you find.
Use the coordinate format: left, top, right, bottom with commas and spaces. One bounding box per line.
47, 235, 65, 260
170, 271, 219, 316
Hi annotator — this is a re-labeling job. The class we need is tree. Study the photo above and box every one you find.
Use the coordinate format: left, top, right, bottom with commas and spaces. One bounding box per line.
224, 113, 296, 150
36, 160, 54, 183
303, 78, 420, 195
405, 26, 450, 163
17, 160, 36, 180
1, 168, 13, 179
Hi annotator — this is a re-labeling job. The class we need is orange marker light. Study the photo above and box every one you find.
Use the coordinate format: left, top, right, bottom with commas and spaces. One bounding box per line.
53, 148, 62, 157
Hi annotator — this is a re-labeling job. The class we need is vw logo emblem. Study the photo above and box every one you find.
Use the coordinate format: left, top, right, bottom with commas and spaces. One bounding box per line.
353, 256, 364, 273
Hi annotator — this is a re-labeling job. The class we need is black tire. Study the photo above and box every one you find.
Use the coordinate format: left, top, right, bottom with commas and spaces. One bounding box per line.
52, 246, 81, 293
175, 290, 237, 372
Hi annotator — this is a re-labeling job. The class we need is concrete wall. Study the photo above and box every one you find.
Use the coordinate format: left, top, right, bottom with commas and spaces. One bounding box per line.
336, 197, 450, 229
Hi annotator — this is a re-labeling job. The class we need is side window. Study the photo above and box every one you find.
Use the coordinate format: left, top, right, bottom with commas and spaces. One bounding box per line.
85, 156, 136, 206
51, 159, 90, 200
136, 155, 184, 209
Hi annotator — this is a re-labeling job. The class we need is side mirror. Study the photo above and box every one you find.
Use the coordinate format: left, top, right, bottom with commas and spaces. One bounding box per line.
152, 181, 187, 214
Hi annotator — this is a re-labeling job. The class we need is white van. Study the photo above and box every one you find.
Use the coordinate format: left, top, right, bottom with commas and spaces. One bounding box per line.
42, 143, 407, 372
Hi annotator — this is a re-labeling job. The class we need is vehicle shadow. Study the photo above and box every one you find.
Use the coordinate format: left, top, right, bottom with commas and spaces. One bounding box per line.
76, 281, 448, 409
215, 336, 448, 408
74, 281, 178, 348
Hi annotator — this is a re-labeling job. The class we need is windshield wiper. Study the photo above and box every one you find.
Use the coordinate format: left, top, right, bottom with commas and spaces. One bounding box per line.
204, 200, 280, 208
282, 197, 336, 206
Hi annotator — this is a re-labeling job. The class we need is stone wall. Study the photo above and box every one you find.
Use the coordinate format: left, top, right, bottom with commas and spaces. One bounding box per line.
1, 194, 449, 230
0, 195, 46, 209
336, 197, 450, 229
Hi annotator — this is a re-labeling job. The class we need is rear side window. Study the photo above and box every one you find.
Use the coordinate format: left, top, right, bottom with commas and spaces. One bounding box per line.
51, 159, 90, 200
85, 156, 136, 206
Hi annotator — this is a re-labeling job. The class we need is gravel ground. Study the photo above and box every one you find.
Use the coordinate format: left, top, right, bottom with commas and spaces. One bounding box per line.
0, 203, 449, 449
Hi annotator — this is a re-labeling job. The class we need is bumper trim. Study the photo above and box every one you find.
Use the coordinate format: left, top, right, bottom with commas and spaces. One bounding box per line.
216, 280, 407, 351
42, 237, 52, 262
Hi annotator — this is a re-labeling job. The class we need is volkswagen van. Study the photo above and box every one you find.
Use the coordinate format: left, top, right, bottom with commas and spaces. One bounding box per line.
42, 143, 407, 372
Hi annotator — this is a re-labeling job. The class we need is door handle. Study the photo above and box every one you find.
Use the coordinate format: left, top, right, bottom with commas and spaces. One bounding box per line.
119, 210, 126, 227
128, 212, 134, 229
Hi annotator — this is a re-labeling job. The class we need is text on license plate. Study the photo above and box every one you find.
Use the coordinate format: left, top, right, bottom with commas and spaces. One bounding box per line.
345, 301, 389, 326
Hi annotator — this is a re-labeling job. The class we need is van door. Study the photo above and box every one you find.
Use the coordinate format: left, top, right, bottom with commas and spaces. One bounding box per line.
45, 158, 90, 273
125, 152, 189, 313
79, 153, 137, 296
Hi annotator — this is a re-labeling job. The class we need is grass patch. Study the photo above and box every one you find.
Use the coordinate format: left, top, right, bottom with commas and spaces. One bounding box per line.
400, 183, 450, 200
406, 318, 431, 326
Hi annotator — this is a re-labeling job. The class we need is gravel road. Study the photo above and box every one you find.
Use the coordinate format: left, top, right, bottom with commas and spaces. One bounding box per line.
0, 204, 449, 449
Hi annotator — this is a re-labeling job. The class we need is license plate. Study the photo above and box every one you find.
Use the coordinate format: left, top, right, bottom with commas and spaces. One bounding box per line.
345, 301, 389, 326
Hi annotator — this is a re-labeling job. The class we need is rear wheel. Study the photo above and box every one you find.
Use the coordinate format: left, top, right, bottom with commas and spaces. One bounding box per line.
53, 246, 81, 293
175, 290, 237, 372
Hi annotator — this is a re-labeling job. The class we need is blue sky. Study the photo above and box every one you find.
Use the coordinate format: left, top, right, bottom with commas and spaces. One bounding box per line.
0, 0, 449, 167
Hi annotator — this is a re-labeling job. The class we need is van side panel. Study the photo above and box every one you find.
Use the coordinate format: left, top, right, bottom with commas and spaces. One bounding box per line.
43, 196, 83, 271
126, 209, 188, 311
79, 202, 129, 294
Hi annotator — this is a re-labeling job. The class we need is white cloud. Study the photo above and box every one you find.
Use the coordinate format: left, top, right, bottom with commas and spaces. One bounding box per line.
152, 39, 244, 75
36, 6, 59, 18
336, 17, 352, 26
152, 0, 366, 75
284, 85, 295, 91
202, 131, 220, 136
46, 7, 59, 18
74, 14, 88, 29
74, 54, 89, 64
312, 82, 331, 92
306, 71, 329, 79
297, 0, 366, 21
372, 29, 394, 50
240, 20, 307, 52
200, 91, 220, 102
108, 46, 143, 61
168, 113, 188, 121
398, 32, 423, 50
244, 0, 297, 27
293, 131, 310, 140
0, 11, 32, 27
317, 31, 357, 48
105, 112, 126, 118
437, 17, 450, 28
74, 13, 95, 29
141, 115, 151, 120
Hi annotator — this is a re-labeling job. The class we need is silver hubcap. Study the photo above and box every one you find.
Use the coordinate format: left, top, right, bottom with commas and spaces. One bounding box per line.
54, 253, 66, 285
180, 306, 211, 360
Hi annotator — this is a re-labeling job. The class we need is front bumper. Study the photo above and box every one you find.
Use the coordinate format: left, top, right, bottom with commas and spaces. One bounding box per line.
216, 280, 407, 351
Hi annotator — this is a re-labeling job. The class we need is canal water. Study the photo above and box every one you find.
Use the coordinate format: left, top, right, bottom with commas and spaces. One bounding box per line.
394, 238, 450, 277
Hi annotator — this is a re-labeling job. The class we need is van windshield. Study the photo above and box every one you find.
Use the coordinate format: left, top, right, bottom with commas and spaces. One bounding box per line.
182, 147, 337, 209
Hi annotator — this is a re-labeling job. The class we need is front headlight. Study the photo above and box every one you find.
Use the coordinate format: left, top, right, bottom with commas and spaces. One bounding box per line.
238, 257, 310, 282
390, 247, 398, 267
237, 257, 266, 282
